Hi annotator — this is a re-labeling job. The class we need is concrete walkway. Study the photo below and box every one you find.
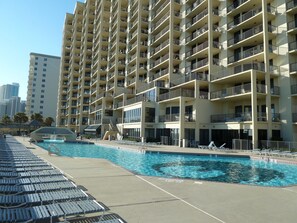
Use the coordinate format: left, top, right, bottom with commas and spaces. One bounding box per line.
15, 137, 297, 223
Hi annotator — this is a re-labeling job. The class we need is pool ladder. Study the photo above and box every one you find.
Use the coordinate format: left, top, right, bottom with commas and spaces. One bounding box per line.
48, 144, 61, 156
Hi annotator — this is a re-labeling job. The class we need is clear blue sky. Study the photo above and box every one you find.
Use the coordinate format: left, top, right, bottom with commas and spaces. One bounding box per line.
0, 0, 82, 100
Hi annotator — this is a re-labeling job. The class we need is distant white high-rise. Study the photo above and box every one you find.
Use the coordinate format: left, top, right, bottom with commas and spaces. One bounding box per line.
26, 53, 61, 122
0, 83, 19, 102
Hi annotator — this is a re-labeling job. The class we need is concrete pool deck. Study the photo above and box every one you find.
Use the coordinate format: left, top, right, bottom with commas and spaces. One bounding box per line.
15, 136, 297, 223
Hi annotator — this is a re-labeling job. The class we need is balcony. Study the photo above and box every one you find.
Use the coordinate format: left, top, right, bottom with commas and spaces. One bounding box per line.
289, 62, 297, 73
211, 112, 280, 123
227, 0, 247, 13
151, 0, 170, 19
159, 114, 179, 122
185, 25, 208, 43
291, 84, 297, 94
186, 0, 205, 15
211, 83, 252, 99
158, 89, 194, 102
186, 8, 210, 29
227, 6, 276, 30
288, 20, 297, 32
287, 0, 297, 11
186, 41, 209, 58
125, 95, 147, 106
151, 26, 170, 44
289, 41, 297, 51
150, 68, 169, 81
150, 54, 170, 69
151, 12, 170, 33
228, 24, 276, 47
292, 113, 297, 122
228, 44, 268, 64
170, 71, 208, 87
233, 62, 265, 74
211, 113, 252, 122
150, 39, 170, 56
271, 86, 280, 96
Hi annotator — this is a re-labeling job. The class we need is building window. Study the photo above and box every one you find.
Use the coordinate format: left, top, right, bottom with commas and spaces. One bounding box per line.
32, 94, 35, 97
43, 63, 47, 66
41, 84, 45, 87
33, 78, 37, 81
31, 100, 34, 103
43, 68, 46, 72
34, 68, 37, 70
35, 57, 38, 60
34, 73, 37, 76
44, 58, 47, 61
42, 74, 46, 77
35, 62, 38, 65
40, 100, 44, 104
31, 105, 34, 108
123, 128, 140, 139
41, 95, 44, 98
41, 90, 45, 93
40, 106, 43, 109
124, 108, 141, 123
33, 84, 36, 87
42, 79, 45, 82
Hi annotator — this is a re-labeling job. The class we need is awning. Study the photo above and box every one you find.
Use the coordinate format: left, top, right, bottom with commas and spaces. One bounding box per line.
84, 125, 101, 132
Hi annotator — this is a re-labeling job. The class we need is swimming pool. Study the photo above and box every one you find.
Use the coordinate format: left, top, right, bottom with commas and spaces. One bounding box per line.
37, 142, 297, 187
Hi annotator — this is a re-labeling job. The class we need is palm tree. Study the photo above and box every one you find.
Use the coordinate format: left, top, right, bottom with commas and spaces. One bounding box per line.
14, 112, 28, 134
31, 113, 44, 123
44, 117, 55, 126
1, 115, 12, 125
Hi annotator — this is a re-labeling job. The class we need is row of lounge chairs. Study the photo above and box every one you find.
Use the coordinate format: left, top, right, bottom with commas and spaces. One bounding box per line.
251, 148, 297, 158
0, 135, 126, 223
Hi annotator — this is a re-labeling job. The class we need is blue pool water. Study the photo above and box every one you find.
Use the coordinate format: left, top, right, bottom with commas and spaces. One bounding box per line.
37, 142, 297, 187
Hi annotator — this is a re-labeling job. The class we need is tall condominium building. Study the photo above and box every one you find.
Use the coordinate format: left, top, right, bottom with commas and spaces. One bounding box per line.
0, 83, 19, 102
57, 0, 297, 149
26, 53, 61, 122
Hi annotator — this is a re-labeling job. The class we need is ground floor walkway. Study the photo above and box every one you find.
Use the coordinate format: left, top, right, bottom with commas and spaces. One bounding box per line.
15, 136, 297, 223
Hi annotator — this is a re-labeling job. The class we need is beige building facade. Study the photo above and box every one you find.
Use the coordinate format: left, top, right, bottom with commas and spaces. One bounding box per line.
57, 0, 297, 149
26, 53, 61, 122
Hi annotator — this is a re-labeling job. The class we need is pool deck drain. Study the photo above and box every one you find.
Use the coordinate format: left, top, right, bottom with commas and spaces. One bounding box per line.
16, 137, 297, 223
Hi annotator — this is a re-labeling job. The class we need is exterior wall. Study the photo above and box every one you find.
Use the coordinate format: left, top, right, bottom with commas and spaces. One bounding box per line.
26, 53, 60, 121
57, 0, 297, 148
